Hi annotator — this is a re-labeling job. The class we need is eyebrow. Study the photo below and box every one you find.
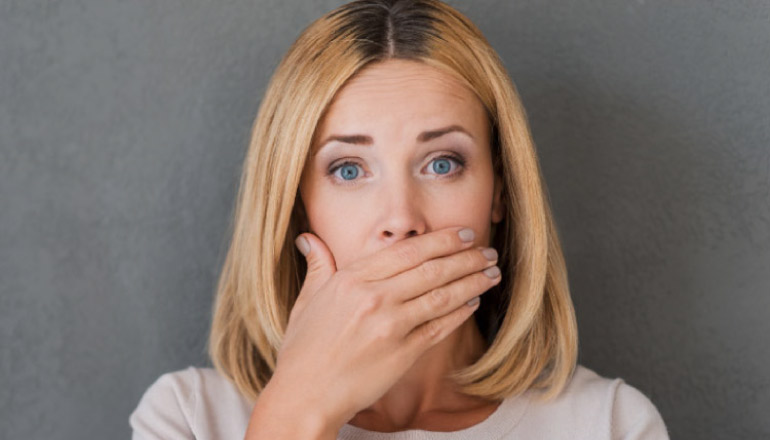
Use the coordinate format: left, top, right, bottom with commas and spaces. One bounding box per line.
314, 124, 474, 155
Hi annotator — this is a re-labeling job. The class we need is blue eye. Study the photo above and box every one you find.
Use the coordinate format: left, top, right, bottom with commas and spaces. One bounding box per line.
327, 153, 465, 185
430, 157, 455, 175
428, 154, 465, 177
330, 162, 362, 182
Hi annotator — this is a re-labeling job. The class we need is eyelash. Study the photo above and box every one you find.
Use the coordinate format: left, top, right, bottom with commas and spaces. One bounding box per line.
326, 153, 467, 186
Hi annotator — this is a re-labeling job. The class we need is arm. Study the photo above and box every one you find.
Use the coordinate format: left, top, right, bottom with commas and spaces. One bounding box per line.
243, 372, 341, 440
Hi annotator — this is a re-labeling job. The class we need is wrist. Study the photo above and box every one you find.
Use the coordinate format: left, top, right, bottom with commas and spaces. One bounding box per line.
248, 372, 341, 439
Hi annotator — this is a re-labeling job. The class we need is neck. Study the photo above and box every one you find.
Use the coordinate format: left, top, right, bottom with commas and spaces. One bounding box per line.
353, 317, 490, 428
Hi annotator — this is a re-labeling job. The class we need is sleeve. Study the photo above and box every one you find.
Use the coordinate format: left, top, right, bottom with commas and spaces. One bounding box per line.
129, 371, 196, 440
611, 382, 670, 440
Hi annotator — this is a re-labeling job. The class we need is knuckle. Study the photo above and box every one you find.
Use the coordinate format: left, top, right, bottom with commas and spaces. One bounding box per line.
372, 320, 397, 341
426, 287, 450, 309
418, 260, 443, 280
357, 292, 383, 316
422, 319, 442, 341
467, 248, 486, 267
439, 231, 456, 249
395, 242, 422, 266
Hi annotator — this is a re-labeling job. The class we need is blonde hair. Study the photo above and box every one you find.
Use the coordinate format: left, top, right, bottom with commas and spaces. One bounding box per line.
207, 0, 578, 404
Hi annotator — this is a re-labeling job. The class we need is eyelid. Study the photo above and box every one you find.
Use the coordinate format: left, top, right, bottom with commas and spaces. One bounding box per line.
326, 151, 466, 185
425, 153, 465, 176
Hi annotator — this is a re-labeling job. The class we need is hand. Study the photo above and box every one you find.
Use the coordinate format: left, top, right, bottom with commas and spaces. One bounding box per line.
270, 226, 501, 432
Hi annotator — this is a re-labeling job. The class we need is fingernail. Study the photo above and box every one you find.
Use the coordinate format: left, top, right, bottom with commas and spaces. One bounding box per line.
481, 247, 498, 261
458, 228, 475, 242
466, 296, 480, 307
483, 266, 501, 278
295, 235, 310, 256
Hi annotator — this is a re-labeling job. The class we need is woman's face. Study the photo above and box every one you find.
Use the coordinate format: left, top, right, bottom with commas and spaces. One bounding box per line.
299, 58, 504, 270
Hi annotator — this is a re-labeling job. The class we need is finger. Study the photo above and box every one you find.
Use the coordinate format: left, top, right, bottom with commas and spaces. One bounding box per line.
346, 226, 477, 282
383, 245, 498, 304
294, 232, 338, 305
402, 293, 483, 358
399, 265, 500, 334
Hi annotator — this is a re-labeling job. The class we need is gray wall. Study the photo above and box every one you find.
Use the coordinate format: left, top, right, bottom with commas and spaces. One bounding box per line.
1, 1, 768, 439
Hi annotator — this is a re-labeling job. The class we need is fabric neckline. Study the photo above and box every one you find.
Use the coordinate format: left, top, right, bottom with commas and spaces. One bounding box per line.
336, 391, 531, 440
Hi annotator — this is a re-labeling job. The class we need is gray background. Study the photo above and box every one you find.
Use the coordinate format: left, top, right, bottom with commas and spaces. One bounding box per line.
1, 0, 768, 438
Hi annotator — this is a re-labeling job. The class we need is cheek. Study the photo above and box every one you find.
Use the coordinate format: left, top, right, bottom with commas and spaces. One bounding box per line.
426, 177, 495, 243
302, 187, 371, 269
435, 187, 493, 227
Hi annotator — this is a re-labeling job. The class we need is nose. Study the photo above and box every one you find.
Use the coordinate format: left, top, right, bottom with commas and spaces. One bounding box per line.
377, 176, 427, 245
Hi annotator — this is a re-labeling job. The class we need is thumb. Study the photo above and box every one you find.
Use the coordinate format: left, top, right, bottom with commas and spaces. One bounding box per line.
295, 233, 337, 292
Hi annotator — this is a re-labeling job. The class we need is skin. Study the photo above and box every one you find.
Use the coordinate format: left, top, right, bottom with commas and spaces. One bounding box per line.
297, 58, 506, 431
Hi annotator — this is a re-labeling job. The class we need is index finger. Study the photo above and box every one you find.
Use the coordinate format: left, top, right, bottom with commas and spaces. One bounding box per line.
347, 226, 477, 281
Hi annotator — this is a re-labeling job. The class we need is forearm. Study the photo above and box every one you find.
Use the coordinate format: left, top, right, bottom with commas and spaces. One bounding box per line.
243, 375, 341, 440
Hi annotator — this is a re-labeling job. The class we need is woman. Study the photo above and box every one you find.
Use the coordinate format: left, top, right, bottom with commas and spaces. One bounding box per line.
130, 1, 670, 439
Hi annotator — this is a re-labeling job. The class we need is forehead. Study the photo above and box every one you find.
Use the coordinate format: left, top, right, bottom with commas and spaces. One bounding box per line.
313, 59, 488, 143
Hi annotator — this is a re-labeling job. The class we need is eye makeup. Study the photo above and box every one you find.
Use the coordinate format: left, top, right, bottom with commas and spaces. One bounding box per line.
325, 151, 468, 186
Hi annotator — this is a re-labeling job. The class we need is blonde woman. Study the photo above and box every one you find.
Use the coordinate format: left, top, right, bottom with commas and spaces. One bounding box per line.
129, 1, 669, 439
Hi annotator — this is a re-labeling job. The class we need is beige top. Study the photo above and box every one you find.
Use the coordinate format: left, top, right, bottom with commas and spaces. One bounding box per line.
129, 364, 669, 439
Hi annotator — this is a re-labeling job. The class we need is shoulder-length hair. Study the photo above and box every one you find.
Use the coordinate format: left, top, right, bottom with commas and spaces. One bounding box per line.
208, 0, 578, 404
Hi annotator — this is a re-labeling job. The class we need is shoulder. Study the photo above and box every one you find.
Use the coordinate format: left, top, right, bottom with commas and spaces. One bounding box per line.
514, 364, 670, 439
129, 367, 199, 440
129, 366, 254, 440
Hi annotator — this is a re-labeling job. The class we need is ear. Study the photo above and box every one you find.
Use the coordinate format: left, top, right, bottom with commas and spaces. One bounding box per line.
491, 172, 505, 224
